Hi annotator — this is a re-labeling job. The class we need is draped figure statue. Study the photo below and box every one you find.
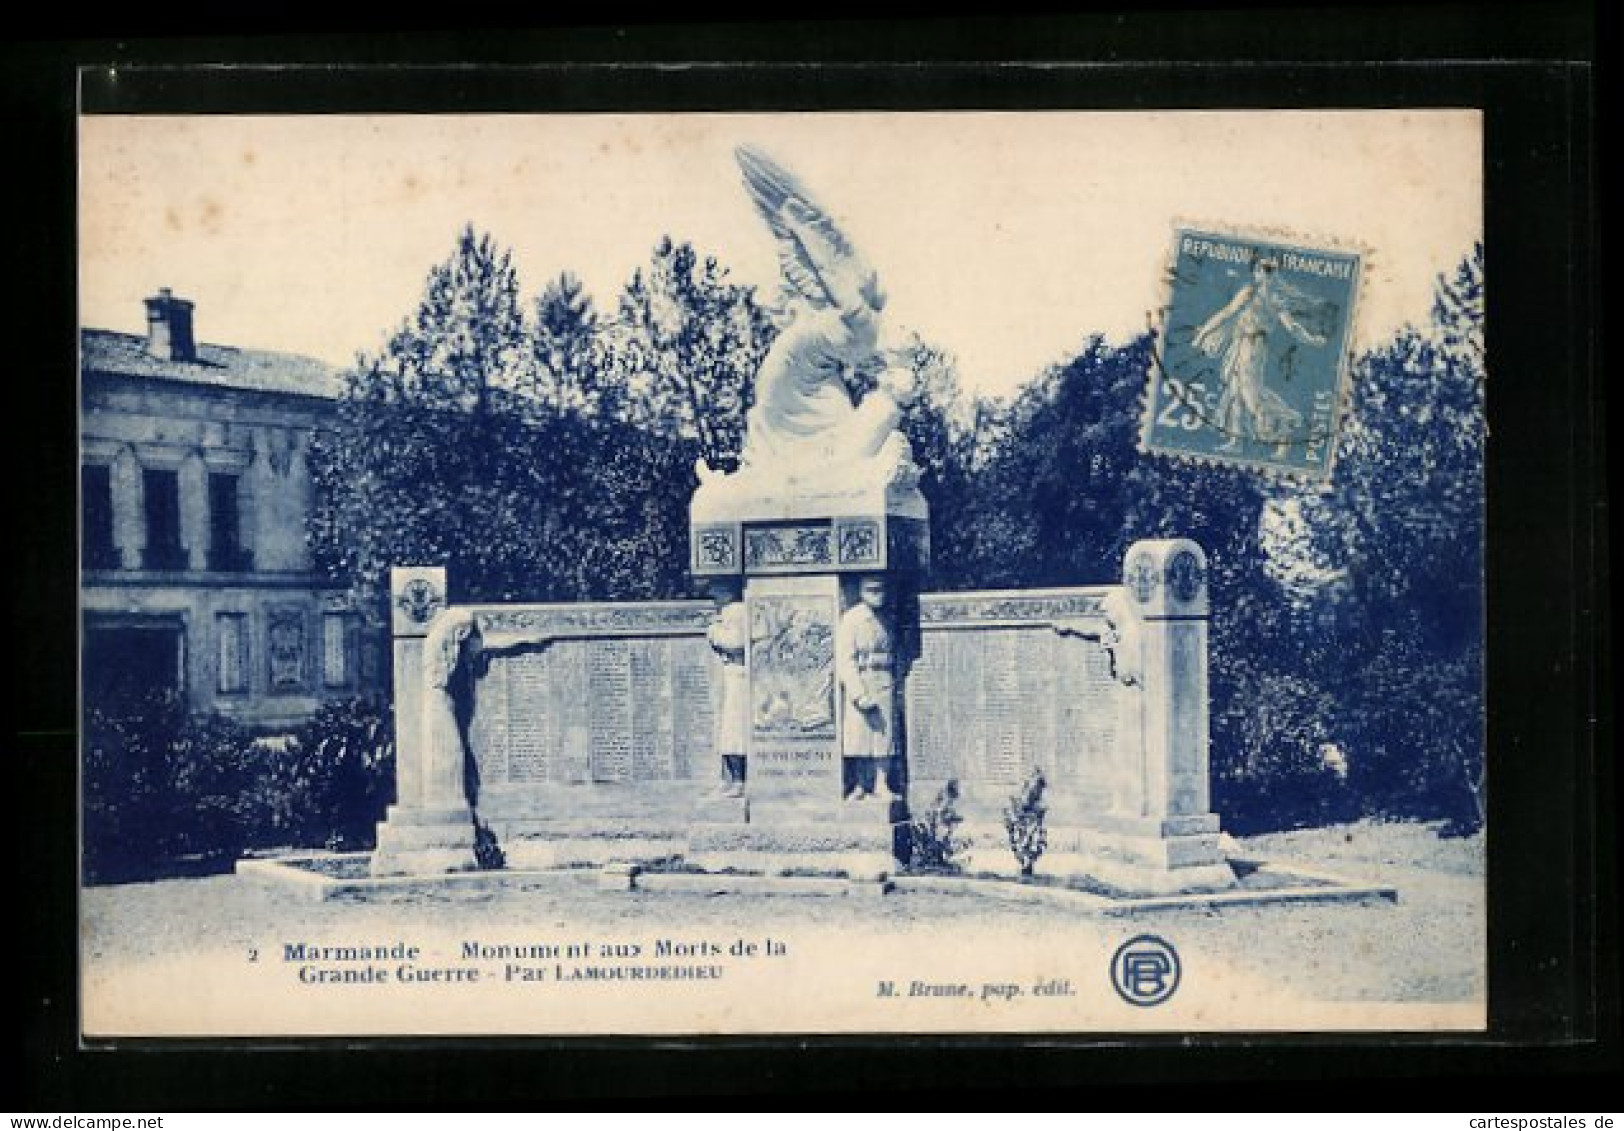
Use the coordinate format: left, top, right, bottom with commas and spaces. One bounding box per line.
701, 146, 919, 488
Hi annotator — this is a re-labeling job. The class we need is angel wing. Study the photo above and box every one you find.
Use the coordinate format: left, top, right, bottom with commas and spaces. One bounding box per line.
736, 145, 884, 315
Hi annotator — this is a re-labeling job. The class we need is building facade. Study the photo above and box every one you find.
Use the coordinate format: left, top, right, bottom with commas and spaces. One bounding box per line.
81, 290, 380, 730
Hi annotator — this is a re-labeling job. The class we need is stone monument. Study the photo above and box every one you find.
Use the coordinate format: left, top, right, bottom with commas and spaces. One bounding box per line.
685, 147, 929, 879
363, 146, 1236, 896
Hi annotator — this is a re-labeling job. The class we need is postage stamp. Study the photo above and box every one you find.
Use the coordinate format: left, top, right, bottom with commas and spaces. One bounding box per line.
1143, 227, 1363, 477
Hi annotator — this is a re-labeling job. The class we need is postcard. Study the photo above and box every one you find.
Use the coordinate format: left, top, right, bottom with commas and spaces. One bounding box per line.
78, 107, 1486, 1037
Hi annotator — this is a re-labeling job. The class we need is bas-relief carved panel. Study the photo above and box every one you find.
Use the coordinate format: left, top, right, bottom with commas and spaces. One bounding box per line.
746, 587, 842, 804
692, 524, 740, 572
265, 604, 308, 692
835, 518, 882, 566
918, 590, 1108, 626
743, 524, 835, 571
472, 603, 711, 640
748, 593, 836, 741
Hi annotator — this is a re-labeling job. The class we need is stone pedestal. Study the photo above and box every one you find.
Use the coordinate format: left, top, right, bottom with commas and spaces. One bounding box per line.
687, 800, 905, 880
372, 803, 485, 875
687, 473, 926, 879
370, 567, 481, 877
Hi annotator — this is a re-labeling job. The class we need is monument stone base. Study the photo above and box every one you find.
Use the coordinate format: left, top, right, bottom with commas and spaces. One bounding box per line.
484, 818, 685, 870
1047, 814, 1237, 894
686, 800, 904, 880
690, 794, 750, 825
370, 805, 480, 876
688, 447, 928, 884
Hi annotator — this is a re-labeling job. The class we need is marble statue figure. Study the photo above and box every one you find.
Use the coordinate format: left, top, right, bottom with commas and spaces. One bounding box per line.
703, 146, 919, 486
707, 579, 750, 798
837, 575, 899, 802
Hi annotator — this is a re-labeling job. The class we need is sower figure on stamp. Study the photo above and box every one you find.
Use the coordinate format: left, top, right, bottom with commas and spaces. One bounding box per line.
1192, 253, 1329, 454
707, 578, 750, 798
838, 575, 898, 802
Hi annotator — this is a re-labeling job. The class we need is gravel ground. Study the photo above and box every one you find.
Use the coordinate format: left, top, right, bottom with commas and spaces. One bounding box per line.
80, 819, 1484, 1036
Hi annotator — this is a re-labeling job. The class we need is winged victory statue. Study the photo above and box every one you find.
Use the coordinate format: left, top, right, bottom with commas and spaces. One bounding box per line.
697, 146, 922, 496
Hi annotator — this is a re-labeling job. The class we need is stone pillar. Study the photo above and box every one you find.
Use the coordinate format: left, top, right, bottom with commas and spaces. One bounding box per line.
1124, 538, 1211, 819
179, 449, 209, 572
1056, 540, 1235, 893
111, 444, 144, 570
370, 567, 481, 876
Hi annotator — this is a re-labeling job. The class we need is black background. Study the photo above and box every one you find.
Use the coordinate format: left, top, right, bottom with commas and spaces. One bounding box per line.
7, 3, 1614, 1107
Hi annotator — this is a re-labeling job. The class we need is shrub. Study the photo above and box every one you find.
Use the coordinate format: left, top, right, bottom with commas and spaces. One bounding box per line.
166, 709, 254, 862
906, 779, 970, 874
246, 698, 395, 852
1210, 665, 1354, 834
473, 820, 506, 870
82, 691, 255, 884
1003, 766, 1049, 878
83, 695, 397, 884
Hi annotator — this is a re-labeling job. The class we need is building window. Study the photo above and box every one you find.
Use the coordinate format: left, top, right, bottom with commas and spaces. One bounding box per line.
216, 612, 249, 694
142, 468, 186, 570
84, 617, 184, 717
207, 472, 252, 572
322, 611, 354, 689
82, 464, 118, 570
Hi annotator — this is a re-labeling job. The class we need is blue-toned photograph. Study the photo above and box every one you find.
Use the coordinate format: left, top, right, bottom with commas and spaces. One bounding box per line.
78, 111, 1486, 1036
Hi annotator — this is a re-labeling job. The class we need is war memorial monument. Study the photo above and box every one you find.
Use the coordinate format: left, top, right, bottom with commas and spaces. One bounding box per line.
369, 147, 1235, 896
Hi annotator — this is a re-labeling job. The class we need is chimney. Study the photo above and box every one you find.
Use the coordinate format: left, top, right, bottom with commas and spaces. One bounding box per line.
144, 288, 197, 363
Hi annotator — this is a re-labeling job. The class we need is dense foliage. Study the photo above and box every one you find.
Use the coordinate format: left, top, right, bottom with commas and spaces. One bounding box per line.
954, 251, 1484, 832
307, 227, 736, 609
83, 691, 250, 883
83, 695, 395, 883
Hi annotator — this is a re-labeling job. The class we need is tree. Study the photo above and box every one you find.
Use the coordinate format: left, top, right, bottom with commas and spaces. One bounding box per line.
602, 237, 776, 470
921, 330, 1326, 826
1261, 245, 1487, 828
528, 271, 604, 415
309, 225, 705, 612
308, 225, 561, 608
375, 224, 531, 411
934, 243, 1486, 833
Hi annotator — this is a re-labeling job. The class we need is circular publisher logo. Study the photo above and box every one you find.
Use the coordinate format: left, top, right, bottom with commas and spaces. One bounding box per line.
1110, 935, 1181, 1007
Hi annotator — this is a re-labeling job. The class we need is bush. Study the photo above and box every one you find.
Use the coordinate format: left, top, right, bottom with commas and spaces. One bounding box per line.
245, 698, 396, 852
906, 779, 970, 874
83, 695, 396, 884
1003, 766, 1049, 878
1210, 665, 1355, 834
82, 691, 255, 884
473, 820, 506, 870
